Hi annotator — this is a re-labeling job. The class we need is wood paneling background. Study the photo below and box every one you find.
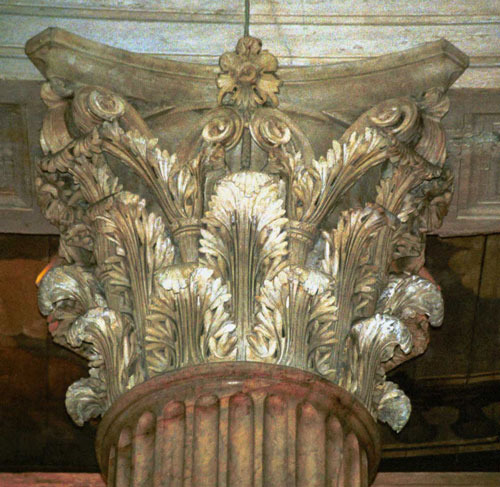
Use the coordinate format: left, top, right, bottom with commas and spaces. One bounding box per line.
0, 235, 97, 472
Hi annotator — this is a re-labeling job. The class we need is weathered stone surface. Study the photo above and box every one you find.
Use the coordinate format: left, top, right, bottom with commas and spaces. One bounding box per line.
1, 0, 498, 89
2, 471, 500, 487
24, 27, 467, 124
96, 363, 380, 487
16, 21, 475, 486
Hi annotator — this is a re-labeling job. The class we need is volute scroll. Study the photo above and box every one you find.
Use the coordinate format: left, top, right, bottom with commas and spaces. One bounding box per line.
32, 34, 461, 451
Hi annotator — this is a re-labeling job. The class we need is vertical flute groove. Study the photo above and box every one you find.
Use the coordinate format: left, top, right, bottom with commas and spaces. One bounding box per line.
361, 449, 369, 487
343, 433, 361, 487
326, 415, 344, 487
193, 394, 220, 487
107, 446, 116, 487
132, 411, 156, 487
116, 427, 132, 487
155, 401, 185, 487
263, 394, 288, 487
296, 402, 325, 487
227, 393, 254, 487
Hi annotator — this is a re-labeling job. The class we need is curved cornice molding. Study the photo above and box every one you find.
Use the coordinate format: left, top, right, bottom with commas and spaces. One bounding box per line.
30, 29, 464, 486
26, 27, 468, 120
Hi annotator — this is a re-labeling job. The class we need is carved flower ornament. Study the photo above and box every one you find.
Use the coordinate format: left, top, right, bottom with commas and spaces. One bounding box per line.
217, 36, 282, 110
35, 36, 450, 434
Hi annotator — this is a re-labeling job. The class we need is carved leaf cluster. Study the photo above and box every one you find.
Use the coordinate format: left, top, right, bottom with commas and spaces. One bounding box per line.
146, 265, 234, 374
249, 266, 337, 376
36, 47, 452, 434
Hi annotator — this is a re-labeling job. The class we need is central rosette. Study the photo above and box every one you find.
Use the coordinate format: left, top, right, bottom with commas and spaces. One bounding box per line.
37, 37, 449, 437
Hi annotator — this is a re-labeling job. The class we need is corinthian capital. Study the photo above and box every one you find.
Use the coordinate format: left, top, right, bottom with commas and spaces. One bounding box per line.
29, 28, 467, 487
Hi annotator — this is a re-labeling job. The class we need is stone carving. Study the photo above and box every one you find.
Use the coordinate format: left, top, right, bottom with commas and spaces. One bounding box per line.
217, 36, 281, 111
36, 36, 449, 435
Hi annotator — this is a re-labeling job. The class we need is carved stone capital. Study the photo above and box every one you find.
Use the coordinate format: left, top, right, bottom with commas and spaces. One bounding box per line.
29, 30, 465, 486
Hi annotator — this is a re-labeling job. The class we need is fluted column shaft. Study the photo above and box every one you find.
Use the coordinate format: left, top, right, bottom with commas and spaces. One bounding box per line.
97, 363, 380, 487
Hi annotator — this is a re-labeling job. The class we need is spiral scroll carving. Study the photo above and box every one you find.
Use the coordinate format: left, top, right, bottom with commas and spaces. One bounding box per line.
35, 35, 451, 441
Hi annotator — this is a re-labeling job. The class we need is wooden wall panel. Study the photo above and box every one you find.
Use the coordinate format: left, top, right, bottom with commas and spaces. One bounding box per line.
470, 234, 500, 378
413, 236, 485, 381
374, 472, 500, 485
0, 81, 57, 234
377, 234, 500, 465
0, 235, 49, 338
0, 234, 98, 472
439, 91, 500, 236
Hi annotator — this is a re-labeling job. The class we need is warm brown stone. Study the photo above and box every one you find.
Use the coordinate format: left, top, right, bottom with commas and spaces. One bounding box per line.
22, 26, 469, 486
96, 363, 380, 487
3, 472, 500, 487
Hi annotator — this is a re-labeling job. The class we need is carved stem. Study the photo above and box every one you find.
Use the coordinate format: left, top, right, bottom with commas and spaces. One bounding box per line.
231, 209, 258, 359
172, 218, 202, 263
102, 141, 178, 223
287, 220, 317, 266
240, 129, 252, 169
280, 285, 312, 368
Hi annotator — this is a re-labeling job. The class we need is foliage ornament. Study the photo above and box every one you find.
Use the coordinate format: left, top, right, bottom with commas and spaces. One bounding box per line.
217, 36, 281, 111
36, 36, 450, 435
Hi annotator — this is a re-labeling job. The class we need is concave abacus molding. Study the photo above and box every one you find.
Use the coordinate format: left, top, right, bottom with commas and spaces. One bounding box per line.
29, 27, 467, 486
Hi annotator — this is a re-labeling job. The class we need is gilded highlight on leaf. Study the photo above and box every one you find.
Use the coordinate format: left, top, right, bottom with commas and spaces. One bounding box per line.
34, 38, 453, 435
